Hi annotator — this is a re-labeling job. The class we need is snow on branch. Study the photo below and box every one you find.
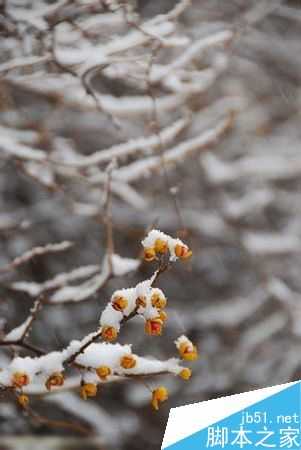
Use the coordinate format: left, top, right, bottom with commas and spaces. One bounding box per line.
3, 297, 43, 343
52, 117, 189, 168
0, 241, 73, 274
0, 134, 47, 162
0, 230, 197, 411
50, 254, 139, 304
89, 113, 233, 184
11, 265, 101, 298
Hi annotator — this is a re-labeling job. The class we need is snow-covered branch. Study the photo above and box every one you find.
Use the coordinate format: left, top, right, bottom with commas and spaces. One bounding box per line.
0, 230, 197, 412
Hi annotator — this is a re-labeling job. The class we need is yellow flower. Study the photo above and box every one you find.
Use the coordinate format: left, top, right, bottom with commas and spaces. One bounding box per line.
12, 372, 30, 388
151, 386, 169, 411
175, 244, 192, 260
158, 310, 168, 322
17, 394, 29, 408
96, 366, 111, 380
102, 326, 118, 342
145, 318, 163, 336
154, 238, 168, 254
120, 354, 137, 369
45, 372, 64, 391
179, 343, 198, 361
80, 383, 98, 400
136, 296, 147, 308
179, 368, 192, 380
151, 292, 167, 309
112, 296, 128, 312
144, 247, 156, 262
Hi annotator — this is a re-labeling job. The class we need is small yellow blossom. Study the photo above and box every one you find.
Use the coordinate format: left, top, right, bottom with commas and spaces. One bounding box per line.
96, 366, 111, 380
179, 343, 198, 361
45, 372, 64, 391
151, 292, 167, 309
151, 386, 169, 411
102, 326, 118, 342
112, 296, 128, 312
179, 368, 192, 380
145, 318, 163, 336
144, 247, 156, 262
154, 238, 168, 254
175, 244, 192, 260
120, 354, 137, 369
12, 372, 30, 388
17, 394, 29, 408
80, 383, 98, 400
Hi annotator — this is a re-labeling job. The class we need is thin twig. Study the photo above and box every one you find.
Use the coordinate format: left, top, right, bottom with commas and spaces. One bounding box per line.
102, 162, 115, 273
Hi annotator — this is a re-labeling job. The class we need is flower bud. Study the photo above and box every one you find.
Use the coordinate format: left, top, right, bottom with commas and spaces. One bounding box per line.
45, 372, 64, 391
112, 296, 128, 312
17, 394, 29, 408
179, 368, 192, 380
102, 326, 118, 342
12, 372, 30, 388
154, 238, 168, 254
175, 244, 192, 260
145, 318, 163, 336
179, 343, 198, 361
96, 366, 111, 380
151, 292, 167, 309
151, 386, 169, 411
80, 383, 97, 400
144, 247, 156, 262
120, 354, 137, 369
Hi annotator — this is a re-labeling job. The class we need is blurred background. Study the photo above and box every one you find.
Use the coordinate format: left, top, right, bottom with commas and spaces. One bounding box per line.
1, 0, 301, 449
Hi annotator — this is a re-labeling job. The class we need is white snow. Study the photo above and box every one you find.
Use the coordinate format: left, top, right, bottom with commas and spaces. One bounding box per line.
111, 254, 140, 277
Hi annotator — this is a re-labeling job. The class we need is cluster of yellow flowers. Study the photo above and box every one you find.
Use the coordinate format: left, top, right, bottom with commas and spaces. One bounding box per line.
79, 353, 139, 400
144, 289, 168, 337
143, 233, 196, 411
12, 370, 64, 409
8, 230, 198, 412
100, 284, 168, 342
75, 232, 198, 410
144, 237, 192, 262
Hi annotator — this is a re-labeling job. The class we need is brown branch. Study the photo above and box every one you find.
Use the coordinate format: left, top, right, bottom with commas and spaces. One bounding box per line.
0, 295, 46, 356
102, 162, 115, 272
0, 340, 45, 356
20, 296, 45, 341
0, 241, 73, 274
146, 43, 186, 233
26, 407, 91, 436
